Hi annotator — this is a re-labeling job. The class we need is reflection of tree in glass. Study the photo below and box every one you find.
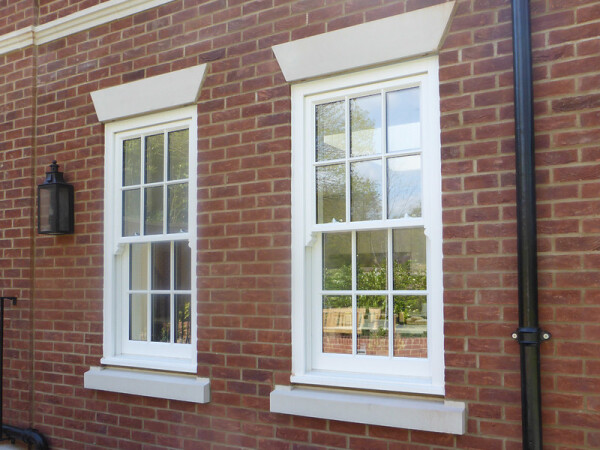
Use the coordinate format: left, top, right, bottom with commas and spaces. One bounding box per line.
350, 95, 381, 157
123, 138, 141, 186
316, 101, 345, 161
387, 157, 421, 219
357, 230, 386, 289
351, 161, 382, 221
168, 129, 189, 180
322, 233, 352, 289
168, 183, 188, 233
145, 134, 164, 183
176, 296, 191, 344
317, 164, 345, 223
323, 260, 426, 293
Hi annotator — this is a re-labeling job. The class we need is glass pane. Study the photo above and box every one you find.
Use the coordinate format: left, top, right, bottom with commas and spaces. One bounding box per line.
350, 94, 381, 157
58, 188, 70, 231
357, 230, 387, 290
129, 294, 147, 341
393, 228, 427, 290
168, 183, 188, 234
144, 186, 163, 235
387, 155, 422, 219
152, 242, 171, 290
129, 243, 148, 290
316, 164, 345, 224
322, 233, 351, 290
351, 160, 382, 221
322, 295, 352, 354
394, 295, 427, 358
122, 189, 140, 237
151, 294, 170, 342
174, 241, 191, 290
123, 138, 141, 186
387, 88, 420, 152
145, 134, 164, 183
357, 295, 388, 356
39, 189, 51, 232
316, 101, 345, 161
168, 129, 189, 181
175, 294, 191, 344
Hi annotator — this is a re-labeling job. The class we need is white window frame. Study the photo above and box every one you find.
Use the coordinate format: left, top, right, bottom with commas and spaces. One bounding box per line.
290, 58, 444, 395
102, 106, 198, 373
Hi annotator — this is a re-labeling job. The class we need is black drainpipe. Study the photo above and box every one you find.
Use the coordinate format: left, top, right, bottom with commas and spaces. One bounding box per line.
1, 297, 49, 450
510, 1, 551, 449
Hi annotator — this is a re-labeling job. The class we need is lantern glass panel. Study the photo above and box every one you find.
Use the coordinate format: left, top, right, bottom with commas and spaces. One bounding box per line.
39, 187, 52, 233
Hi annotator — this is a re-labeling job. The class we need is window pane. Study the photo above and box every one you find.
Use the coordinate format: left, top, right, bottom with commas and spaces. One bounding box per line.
316, 101, 345, 161
168, 183, 188, 234
152, 242, 171, 290
357, 295, 388, 356
322, 233, 351, 290
393, 228, 427, 290
144, 186, 163, 235
123, 138, 141, 186
151, 294, 170, 342
316, 164, 345, 224
350, 94, 381, 157
174, 241, 191, 290
129, 294, 147, 341
122, 189, 140, 237
393, 295, 427, 358
387, 87, 420, 152
129, 243, 148, 290
322, 295, 352, 354
387, 155, 422, 219
357, 230, 387, 290
168, 129, 189, 181
145, 134, 164, 183
351, 160, 382, 221
175, 294, 191, 344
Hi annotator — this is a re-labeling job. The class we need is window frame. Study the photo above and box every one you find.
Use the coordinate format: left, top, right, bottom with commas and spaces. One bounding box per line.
290, 58, 444, 395
102, 106, 198, 374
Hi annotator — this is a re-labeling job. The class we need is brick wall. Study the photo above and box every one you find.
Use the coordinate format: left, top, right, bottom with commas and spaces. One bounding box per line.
38, 0, 114, 24
0, 0, 35, 34
441, 0, 600, 448
0, 0, 599, 448
0, 43, 36, 428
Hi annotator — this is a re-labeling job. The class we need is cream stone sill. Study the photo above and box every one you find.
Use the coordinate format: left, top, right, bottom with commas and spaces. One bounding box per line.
270, 385, 465, 435
84, 366, 210, 403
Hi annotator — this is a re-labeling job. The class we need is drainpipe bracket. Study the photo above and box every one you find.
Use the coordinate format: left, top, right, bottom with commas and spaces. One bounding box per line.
511, 327, 551, 345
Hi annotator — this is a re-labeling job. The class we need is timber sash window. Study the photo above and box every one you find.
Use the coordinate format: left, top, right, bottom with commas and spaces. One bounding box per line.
291, 59, 444, 394
103, 107, 197, 373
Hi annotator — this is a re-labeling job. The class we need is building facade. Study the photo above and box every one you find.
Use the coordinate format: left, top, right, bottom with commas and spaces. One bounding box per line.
0, 0, 599, 448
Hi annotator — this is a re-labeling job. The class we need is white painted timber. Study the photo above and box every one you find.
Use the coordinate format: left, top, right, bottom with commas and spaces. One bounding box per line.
90, 64, 207, 121
0, 0, 175, 56
84, 367, 210, 403
272, 1, 456, 82
270, 385, 465, 435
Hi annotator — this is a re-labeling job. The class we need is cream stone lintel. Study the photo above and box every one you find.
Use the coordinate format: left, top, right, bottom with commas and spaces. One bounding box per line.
90, 63, 207, 122
272, 2, 456, 83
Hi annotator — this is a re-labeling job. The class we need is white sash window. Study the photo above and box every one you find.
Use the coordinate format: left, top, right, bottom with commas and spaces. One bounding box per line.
291, 59, 444, 394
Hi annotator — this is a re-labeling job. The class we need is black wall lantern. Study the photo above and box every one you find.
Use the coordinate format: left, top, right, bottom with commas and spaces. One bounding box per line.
38, 160, 74, 235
